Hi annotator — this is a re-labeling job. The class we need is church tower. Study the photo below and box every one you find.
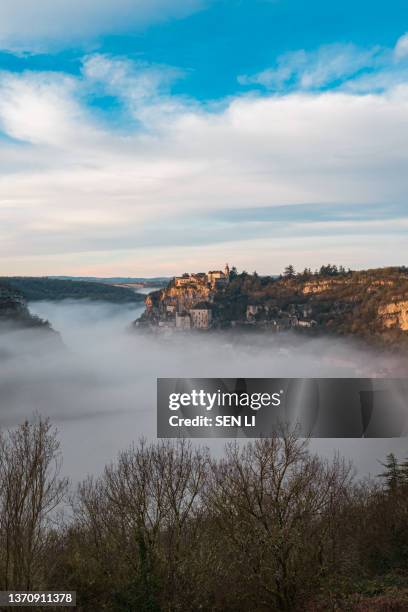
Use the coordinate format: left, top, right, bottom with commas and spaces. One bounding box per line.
224, 263, 230, 278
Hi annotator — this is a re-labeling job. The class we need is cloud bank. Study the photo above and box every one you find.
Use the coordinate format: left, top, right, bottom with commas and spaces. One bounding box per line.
0, 37, 408, 275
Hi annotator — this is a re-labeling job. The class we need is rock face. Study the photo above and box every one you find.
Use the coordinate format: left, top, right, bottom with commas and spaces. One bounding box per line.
141, 277, 215, 330
162, 285, 212, 311
0, 283, 52, 331
378, 301, 408, 331
284, 271, 408, 338
302, 280, 343, 294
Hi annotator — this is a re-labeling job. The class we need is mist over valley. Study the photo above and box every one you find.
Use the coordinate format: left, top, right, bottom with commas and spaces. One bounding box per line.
0, 293, 406, 481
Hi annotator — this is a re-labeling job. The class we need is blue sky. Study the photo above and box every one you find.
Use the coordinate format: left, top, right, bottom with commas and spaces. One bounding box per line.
1, 0, 407, 99
0, 0, 407, 275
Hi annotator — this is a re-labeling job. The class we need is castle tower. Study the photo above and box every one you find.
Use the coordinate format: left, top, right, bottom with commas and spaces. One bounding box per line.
224, 263, 230, 277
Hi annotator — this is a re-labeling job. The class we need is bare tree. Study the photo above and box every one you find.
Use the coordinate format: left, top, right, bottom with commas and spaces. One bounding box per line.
0, 417, 68, 590
72, 438, 209, 611
204, 431, 354, 611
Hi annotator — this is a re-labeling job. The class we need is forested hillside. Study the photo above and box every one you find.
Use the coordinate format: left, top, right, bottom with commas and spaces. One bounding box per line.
215, 266, 408, 344
0, 283, 52, 330
0, 277, 145, 303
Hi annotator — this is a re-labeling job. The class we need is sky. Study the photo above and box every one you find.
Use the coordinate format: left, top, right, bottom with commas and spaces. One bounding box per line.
0, 0, 408, 276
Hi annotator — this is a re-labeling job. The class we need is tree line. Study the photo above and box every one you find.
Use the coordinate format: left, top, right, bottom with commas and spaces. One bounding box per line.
0, 278, 144, 304
0, 419, 407, 611
283, 264, 352, 278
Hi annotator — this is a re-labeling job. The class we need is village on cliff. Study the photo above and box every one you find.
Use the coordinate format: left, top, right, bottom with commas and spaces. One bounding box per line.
135, 264, 318, 333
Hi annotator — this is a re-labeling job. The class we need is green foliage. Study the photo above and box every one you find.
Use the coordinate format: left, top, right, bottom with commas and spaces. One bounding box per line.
229, 266, 238, 280
400, 458, 408, 483
0, 283, 51, 330
378, 453, 404, 491
284, 264, 296, 277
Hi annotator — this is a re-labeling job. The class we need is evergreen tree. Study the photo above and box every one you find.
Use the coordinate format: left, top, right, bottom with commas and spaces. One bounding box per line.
399, 456, 408, 486
284, 264, 296, 278
229, 266, 238, 280
378, 453, 402, 491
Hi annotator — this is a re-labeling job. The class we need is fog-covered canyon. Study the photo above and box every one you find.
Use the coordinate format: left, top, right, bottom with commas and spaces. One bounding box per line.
0, 296, 406, 481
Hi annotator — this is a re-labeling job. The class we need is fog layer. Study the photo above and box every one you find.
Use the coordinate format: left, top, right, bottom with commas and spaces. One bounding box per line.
0, 299, 406, 480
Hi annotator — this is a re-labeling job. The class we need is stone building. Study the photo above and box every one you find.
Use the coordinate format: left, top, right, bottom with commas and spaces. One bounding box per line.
207, 264, 230, 289
190, 302, 213, 329
175, 312, 191, 329
174, 264, 230, 291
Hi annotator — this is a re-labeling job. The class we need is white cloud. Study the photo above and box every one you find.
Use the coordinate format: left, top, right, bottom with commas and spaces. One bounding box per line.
0, 72, 92, 145
239, 43, 386, 90
239, 35, 408, 94
0, 59, 408, 274
82, 54, 181, 99
0, 0, 205, 52
82, 54, 189, 125
395, 33, 408, 60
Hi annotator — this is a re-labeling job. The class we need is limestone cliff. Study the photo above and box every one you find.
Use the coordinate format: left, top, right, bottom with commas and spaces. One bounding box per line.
144, 281, 212, 317
302, 279, 344, 294
378, 301, 408, 331
163, 285, 212, 310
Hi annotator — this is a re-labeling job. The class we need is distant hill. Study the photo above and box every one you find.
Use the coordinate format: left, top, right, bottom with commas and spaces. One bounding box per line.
50, 276, 169, 287
0, 277, 146, 304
